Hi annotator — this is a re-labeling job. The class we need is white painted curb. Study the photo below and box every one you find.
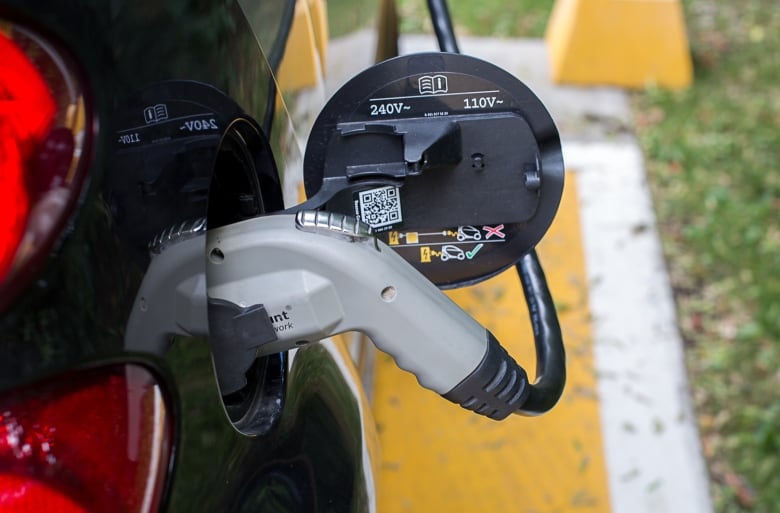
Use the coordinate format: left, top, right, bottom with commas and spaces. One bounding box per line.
569, 142, 713, 513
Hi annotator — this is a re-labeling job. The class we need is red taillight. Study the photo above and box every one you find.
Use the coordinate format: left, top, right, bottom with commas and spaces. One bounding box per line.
0, 474, 87, 513
0, 22, 91, 309
0, 364, 174, 513
0, 30, 54, 281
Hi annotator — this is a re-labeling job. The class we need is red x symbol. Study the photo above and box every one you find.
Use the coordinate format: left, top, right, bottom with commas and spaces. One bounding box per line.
483, 224, 505, 239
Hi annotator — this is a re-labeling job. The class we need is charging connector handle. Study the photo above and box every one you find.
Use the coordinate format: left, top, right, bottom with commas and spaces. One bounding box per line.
206, 212, 545, 419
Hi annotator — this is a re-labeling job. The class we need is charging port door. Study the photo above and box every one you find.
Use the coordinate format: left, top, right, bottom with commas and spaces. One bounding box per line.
302, 52, 564, 288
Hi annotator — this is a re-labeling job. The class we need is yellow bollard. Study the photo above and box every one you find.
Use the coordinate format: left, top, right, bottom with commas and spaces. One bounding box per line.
545, 0, 693, 89
277, 0, 329, 91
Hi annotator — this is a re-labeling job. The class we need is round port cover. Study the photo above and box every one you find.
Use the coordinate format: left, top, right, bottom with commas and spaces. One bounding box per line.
303, 52, 563, 288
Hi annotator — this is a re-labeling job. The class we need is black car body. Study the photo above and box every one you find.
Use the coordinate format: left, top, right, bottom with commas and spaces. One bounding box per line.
0, 1, 395, 511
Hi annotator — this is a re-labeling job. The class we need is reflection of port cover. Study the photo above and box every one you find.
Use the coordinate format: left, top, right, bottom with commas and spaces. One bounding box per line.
303, 53, 564, 288
108, 81, 282, 265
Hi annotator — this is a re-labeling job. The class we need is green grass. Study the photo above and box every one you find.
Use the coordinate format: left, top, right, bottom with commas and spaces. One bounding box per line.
327, 0, 381, 37
395, 1, 780, 512
396, 0, 554, 38
633, 2, 780, 511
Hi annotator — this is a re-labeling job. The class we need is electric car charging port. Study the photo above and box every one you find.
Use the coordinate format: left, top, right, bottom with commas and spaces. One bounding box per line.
208, 119, 283, 229
207, 119, 287, 436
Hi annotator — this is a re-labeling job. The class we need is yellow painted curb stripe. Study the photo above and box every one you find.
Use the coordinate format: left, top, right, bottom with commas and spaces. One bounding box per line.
373, 172, 611, 512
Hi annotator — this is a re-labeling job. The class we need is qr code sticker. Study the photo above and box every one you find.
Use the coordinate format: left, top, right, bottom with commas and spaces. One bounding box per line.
357, 186, 402, 230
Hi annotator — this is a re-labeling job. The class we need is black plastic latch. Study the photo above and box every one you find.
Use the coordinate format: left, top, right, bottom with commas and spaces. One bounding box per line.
320, 112, 542, 228
338, 119, 462, 179
207, 298, 278, 395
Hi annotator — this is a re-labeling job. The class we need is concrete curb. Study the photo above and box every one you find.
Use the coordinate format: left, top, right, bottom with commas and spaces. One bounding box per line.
571, 141, 713, 513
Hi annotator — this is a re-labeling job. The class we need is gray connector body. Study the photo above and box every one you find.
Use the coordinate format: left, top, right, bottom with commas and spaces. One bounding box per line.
206, 212, 487, 394
124, 229, 209, 354
125, 211, 531, 419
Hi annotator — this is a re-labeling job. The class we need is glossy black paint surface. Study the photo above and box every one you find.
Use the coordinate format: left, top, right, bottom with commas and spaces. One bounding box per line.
164, 343, 368, 512
0, 1, 378, 511
0, 0, 284, 388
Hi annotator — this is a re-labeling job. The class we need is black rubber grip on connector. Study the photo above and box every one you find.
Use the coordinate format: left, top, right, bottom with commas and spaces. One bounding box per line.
443, 331, 530, 420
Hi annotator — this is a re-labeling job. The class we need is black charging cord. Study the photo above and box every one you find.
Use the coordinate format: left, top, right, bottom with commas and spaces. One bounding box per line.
426, 0, 460, 53
516, 250, 566, 414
